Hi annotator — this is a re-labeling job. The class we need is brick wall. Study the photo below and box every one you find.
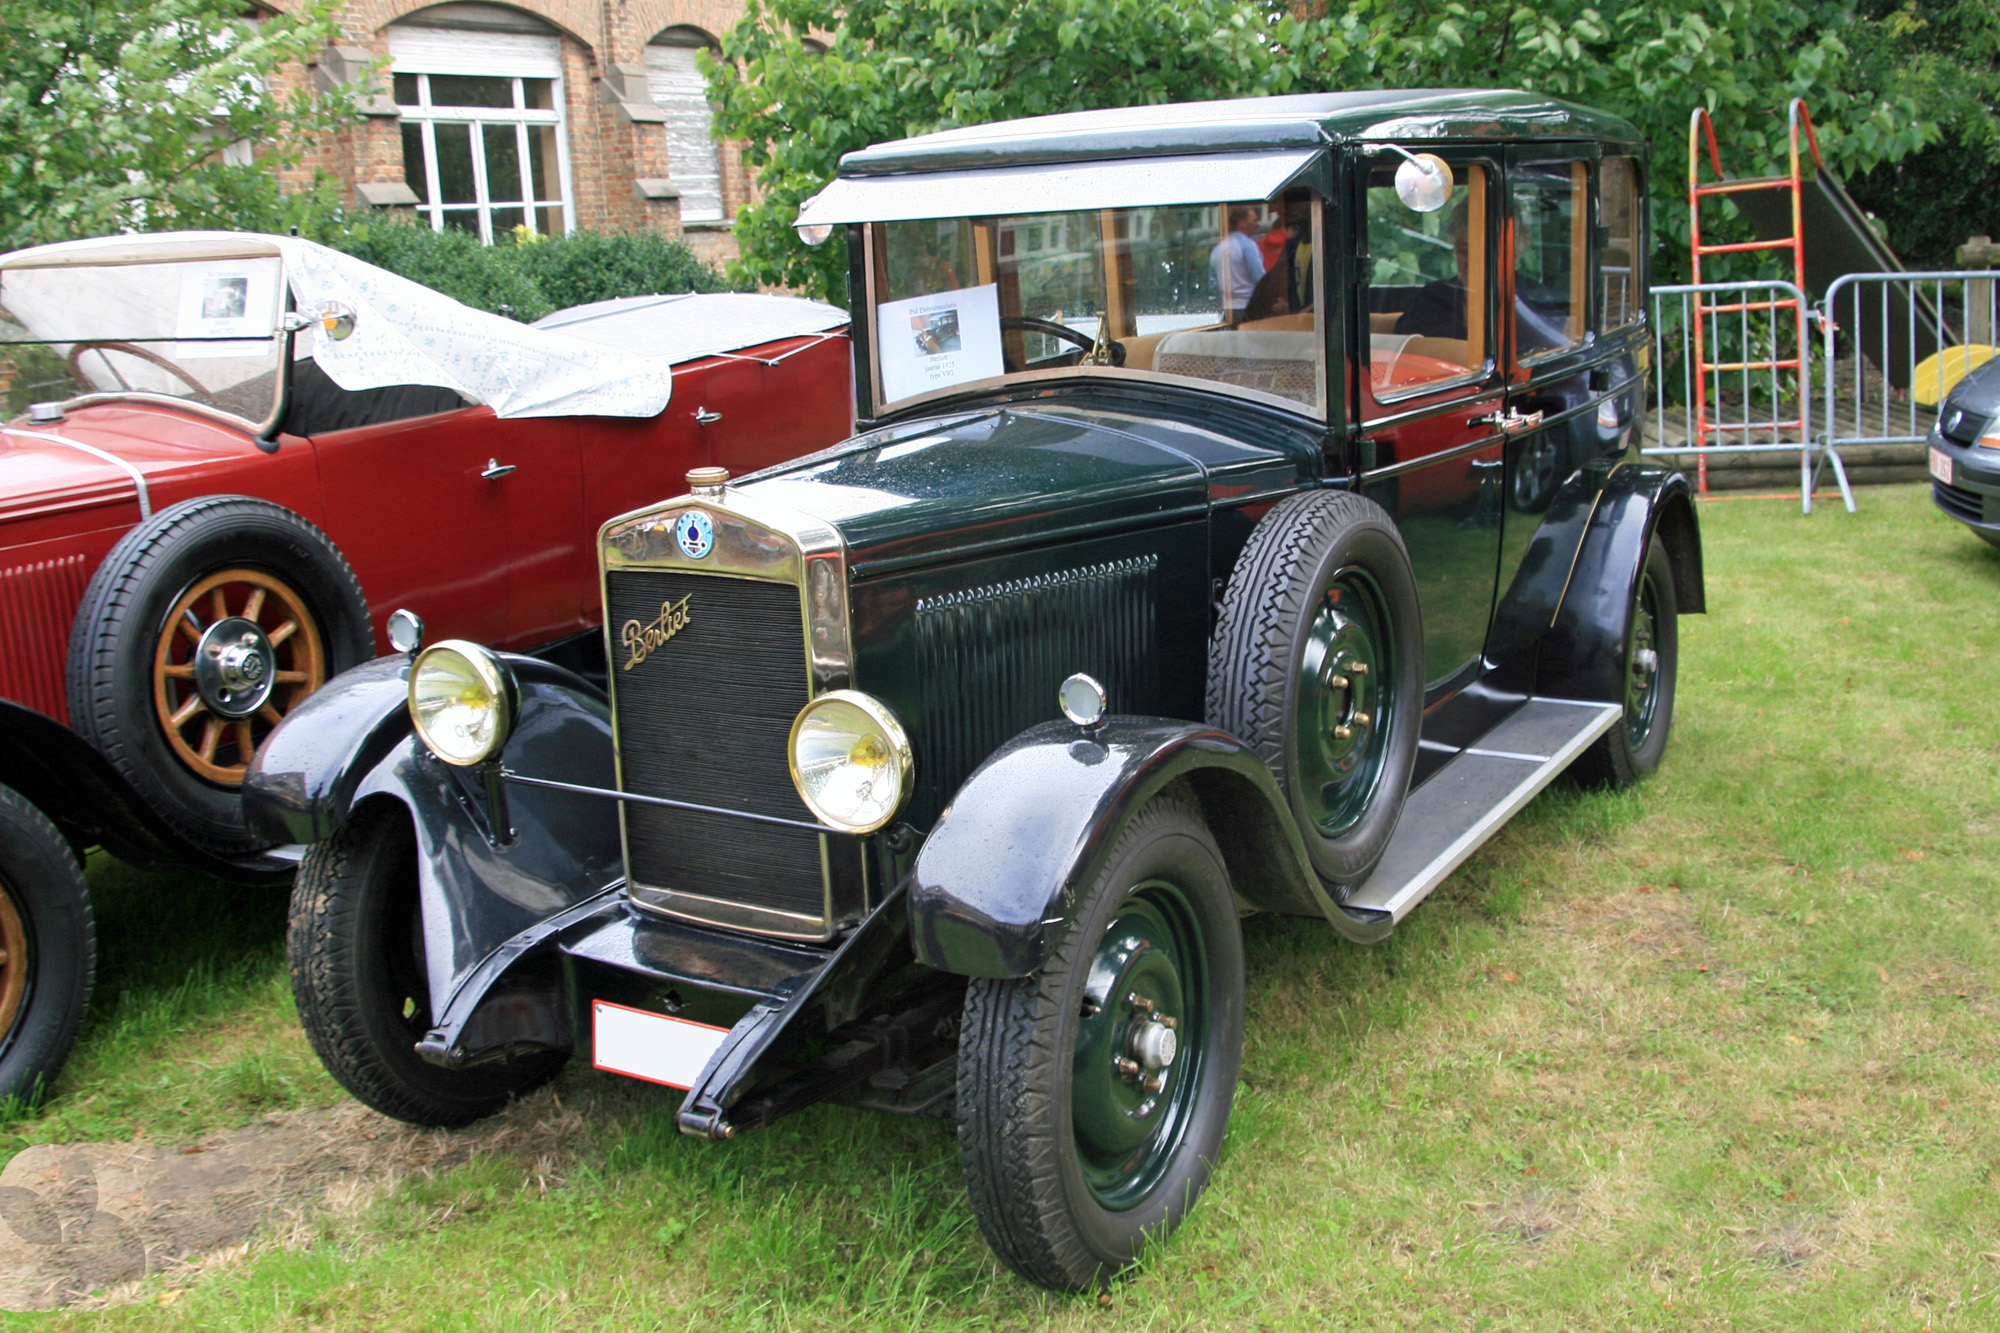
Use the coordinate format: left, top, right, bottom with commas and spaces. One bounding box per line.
273, 0, 775, 263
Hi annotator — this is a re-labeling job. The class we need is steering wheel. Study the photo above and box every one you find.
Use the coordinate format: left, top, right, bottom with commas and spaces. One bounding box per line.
999, 316, 1125, 372
67, 341, 221, 407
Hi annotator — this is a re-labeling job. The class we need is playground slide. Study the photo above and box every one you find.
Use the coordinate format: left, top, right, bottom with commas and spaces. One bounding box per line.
1733, 170, 1951, 391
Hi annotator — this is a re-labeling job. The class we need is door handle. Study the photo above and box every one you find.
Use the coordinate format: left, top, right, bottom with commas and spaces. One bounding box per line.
1469, 408, 1545, 434
695, 407, 722, 424
481, 458, 517, 480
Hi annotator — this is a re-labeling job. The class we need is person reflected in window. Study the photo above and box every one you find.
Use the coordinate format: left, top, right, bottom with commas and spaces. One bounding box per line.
1393, 201, 1470, 340
1209, 206, 1265, 326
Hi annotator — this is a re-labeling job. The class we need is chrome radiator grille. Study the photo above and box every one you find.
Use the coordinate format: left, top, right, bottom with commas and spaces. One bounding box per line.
605, 568, 830, 933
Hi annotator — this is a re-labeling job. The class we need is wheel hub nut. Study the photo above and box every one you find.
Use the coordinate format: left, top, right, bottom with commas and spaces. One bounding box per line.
1127, 1016, 1178, 1072
1634, 648, 1658, 674
193, 615, 277, 718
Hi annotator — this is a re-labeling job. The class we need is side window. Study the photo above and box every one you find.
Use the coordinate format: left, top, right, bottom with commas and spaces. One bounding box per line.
1364, 161, 1489, 398
1511, 162, 1587, 357
1600, 156, 1641, 330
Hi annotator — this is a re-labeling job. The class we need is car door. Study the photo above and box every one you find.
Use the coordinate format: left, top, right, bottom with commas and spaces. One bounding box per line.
1351, 149, 1507, 764
311, 404, 582, 651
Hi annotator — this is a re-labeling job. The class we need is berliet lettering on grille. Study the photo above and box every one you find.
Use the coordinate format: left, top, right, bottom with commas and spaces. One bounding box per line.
620, 594, 692, 671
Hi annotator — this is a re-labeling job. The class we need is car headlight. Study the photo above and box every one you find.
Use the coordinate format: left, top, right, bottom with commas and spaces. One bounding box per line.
409, 641, 516, 766
1981, 413, 2000, 451
787, 690, 913, 834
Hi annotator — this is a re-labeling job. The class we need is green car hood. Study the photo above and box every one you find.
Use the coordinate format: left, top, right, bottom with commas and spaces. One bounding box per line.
735, 405, 1302, 574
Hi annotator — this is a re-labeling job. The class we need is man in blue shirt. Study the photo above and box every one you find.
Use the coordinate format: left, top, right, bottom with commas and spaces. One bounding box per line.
1210, 206, 1266, 326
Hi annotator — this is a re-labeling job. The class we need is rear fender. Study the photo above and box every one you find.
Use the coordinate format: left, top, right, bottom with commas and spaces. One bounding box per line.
909, 717, 1387, 981
1538, 466, 1704, 702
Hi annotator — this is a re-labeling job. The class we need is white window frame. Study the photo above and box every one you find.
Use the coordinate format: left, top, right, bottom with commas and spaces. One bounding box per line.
390, 30, 576, 242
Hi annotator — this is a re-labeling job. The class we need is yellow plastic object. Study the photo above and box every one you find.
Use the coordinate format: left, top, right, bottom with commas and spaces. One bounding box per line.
1911, 344, 1998, 408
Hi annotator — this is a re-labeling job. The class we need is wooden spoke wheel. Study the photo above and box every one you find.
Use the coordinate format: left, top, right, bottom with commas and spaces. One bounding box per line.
0, 876, 32, 1047
152, 568, 327, 785
70, 495, 372, 855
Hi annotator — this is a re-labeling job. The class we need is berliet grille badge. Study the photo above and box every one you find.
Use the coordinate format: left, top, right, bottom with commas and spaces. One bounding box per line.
621, 594, 692, 671
675, 509, 714, 559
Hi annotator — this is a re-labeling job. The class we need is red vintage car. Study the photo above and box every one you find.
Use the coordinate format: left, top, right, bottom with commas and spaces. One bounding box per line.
0, 231, 852, 1098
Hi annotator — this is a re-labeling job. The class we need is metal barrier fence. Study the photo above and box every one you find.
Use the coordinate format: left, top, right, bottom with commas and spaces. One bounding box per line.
1644, 271, 2000, 513
1819, 268, 1998, 470
1645, 280, 1843, 513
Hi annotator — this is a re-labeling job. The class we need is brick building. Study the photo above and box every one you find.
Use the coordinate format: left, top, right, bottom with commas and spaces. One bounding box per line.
278, 0, 800, 265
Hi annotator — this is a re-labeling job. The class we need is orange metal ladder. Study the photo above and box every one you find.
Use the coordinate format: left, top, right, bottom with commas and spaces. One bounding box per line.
1686, 98, 1820, 492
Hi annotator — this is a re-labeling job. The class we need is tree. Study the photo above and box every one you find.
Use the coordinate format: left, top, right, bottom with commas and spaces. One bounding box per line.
0, 0, 348, 251
705, 0, 1285, 303
710, 0, 1939, 298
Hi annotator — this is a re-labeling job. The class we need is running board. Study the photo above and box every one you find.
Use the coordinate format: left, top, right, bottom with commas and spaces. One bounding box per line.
1343, 698, 1622, 925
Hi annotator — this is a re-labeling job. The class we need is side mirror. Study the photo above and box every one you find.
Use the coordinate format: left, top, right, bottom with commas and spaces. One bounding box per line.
1394, 154, 1454, 213
281, 302, 358, 340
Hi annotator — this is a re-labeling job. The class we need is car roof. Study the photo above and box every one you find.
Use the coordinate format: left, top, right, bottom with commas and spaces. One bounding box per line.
837, 89, 1644, 177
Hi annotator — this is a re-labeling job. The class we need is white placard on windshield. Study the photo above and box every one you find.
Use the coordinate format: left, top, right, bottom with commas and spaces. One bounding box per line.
876, 283, 1003, 402
175, 259, 280, 358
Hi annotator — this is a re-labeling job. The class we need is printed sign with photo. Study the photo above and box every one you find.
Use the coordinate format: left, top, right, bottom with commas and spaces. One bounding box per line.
877, 284, 1003, 403
174, 260, 281, 358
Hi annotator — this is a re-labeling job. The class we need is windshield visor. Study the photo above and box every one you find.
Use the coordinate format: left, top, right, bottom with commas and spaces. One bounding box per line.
0, 257, 286, 424
866, 194, 1321, 417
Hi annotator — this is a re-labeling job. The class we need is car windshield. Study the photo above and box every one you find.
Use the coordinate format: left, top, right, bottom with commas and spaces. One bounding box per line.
868, 192, 1321, 417
0, 257, 287, 424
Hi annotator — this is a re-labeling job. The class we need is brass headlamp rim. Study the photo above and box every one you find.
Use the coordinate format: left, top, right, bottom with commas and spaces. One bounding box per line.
785, 689, 915, 835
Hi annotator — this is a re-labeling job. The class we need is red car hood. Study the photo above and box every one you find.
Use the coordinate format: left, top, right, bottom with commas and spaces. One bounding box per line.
0, 405, 260, 525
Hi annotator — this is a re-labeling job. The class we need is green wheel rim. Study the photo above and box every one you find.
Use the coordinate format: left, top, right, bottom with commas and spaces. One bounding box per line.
1070, 881, 1210, 1212
1623, 569, 1663, 750
1293, 566, 1397, 838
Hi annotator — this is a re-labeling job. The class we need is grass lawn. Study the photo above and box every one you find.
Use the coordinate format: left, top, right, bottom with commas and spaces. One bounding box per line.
2, 481, 1994, 1330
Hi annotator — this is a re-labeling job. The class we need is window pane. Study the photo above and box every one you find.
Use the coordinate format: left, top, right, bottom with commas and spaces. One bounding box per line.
523, 78, 554, 111
527, 124, 557, 201
1512, 162, 1586, 356
483, 124, 523, 203
870, 200, 1322, 414
428, 74, 514, 109
433, 123, 477, 205
1365, 162, 1487, 393
491, 207, 526, 237
1601, 156, 1639, 329
537, 205, 564, 236
400, 123, 430, 204
441, 209, 481, 236
393, 72, 420, 106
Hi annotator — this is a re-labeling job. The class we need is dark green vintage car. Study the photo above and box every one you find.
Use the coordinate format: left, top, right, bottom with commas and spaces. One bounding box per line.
247, 89, 1703, 1291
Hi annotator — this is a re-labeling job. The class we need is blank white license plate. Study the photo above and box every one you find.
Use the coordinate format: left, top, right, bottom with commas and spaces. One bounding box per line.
592, 1000, 729, 1090
1930, 446, 1954, 485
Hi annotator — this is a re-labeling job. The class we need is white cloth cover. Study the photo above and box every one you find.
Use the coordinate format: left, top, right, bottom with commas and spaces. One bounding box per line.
275, 239, 676, 419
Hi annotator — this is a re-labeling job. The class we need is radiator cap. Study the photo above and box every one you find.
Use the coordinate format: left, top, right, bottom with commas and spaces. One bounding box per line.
687, 466, 729, 497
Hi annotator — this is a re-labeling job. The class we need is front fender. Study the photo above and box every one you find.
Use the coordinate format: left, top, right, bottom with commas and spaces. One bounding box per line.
1538, 465, 1703, 702
245, 654, 414, 845
909, 717, 1378, 980
257, 657, 624, 1019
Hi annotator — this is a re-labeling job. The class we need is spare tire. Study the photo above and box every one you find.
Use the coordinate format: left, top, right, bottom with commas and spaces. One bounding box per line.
67, 496, 372, 858
1207, 490, 1423, 891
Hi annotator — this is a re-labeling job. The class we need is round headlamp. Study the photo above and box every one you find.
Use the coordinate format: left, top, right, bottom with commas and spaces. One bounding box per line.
409, 640, 516, 766
787, 690, 913, 834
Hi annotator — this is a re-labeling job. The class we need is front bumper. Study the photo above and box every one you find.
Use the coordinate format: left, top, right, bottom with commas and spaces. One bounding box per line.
1928, 430, 2000, 541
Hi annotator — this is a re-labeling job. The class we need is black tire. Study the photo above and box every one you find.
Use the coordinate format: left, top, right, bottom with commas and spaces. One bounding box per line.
0, 784, 95, 1104
1207, 490, 1423, 890
1569, 533, 1679, 788
288, 800, 563, 1127
957, 795, 1245, 1291
67, 495, 372, 857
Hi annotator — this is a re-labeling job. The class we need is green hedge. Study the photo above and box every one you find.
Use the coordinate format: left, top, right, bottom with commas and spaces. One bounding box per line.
331, 222, 747, 323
